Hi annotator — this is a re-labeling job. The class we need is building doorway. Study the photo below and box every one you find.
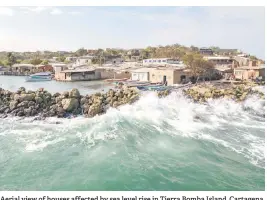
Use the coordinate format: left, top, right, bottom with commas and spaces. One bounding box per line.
163, 75, 167, 85
180, 75, 186, 83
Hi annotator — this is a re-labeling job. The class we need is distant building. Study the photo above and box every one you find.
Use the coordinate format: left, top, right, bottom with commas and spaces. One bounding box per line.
203, 56, 233, 66
199, 48, 213, 55
233, 56, 249, 67
215, 49, 239, 56
55, 69, 101, 82
104, 55, 124, 64
142, 58, 180, 66
75, 56, 96, 66
234, 65, 265, 80
65, 57, 78, 62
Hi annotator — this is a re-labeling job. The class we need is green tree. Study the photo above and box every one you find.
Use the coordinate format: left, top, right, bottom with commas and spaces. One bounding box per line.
30, 59, 42, 65
75, 48, 87, 57
41, 60, 49, 65
0, 60, 5, 66
6, 52, 17, 67
182, 53, 214, 81
56, 56, 66, 62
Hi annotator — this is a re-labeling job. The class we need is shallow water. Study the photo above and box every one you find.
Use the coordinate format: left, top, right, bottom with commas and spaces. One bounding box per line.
0, 75, 113, 95
0, 76, 265, 190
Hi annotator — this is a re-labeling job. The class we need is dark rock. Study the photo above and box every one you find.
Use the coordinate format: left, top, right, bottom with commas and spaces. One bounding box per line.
69, 88, 80, 98
17, 111, 25, 117
17, 101, 29, 108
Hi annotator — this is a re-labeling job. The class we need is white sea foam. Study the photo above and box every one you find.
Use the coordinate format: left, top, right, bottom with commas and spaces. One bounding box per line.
0, 88, 265, 168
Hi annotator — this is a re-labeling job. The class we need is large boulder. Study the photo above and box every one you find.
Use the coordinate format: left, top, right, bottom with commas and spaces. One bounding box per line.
88, 104, 101, 117
14, 93, 35, 102
9, 101, 18, 110
17, 101, 29, 108
62, 98, 79, 112
69, 88, 80, 98
35, 96, 43, 104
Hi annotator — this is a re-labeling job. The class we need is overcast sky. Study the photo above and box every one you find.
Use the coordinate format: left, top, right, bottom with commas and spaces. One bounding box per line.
0, 6, 265, 58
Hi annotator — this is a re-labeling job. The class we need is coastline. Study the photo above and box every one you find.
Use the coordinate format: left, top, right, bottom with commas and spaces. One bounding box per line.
0, 81, 264, 120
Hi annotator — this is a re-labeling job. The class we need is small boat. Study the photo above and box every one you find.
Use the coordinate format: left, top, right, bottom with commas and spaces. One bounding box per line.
126, 82, 152, 87
105, 78, 128, 83
25, 72, 52, 82
137, 85, 171, 91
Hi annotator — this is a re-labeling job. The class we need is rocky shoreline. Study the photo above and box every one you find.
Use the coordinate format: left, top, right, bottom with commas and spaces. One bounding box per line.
182, 82, 265, 103
0, 82, 264, 119
0, 86, 139, 119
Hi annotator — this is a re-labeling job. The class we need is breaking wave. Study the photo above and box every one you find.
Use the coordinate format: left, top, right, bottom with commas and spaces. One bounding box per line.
0, 88, 265, 170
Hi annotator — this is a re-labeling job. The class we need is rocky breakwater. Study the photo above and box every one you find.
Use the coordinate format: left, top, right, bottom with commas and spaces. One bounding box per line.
182, 83, 264, 103
0, 86, 139, 119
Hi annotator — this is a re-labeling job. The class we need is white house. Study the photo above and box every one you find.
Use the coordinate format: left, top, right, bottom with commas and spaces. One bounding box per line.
51, 63, 68, 73
143, 58, 180, 66
65, 57, 78, 62
75, 56, 96, 67
131, 68, 153, 82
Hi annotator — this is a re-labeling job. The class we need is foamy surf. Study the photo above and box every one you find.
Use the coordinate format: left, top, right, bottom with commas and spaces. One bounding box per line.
0, 86, 265, 190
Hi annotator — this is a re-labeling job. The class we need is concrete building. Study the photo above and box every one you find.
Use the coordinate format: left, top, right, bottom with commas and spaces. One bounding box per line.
203, 56, 233, 66
131, 67, 191, 85
11, 64, 35, 73
33, 65, 54, 73
104, 55, 124, 64
51, 63, 68, 74
131, 68, 153, 82
199, 48, 213, 55
75, 56, 96, 66
65, 57, 78, 62
234, 65, 265, 80
96, 68, 131, 80
149, 67, 191, 85
55, 69, 101, 82
143, 58, 180, 66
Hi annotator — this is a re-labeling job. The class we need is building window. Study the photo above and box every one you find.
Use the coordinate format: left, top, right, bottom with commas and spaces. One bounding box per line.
145, 60, 147, 62
158, 60, 161, 63
149, 60, 152, 62
162, 60, 166, 62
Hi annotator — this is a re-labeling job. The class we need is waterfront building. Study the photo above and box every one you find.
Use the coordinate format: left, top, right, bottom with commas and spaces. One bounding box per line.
11, 64, 35, 73
55, 69, 101, 81
131, 68, 153, 82
131, 67, 190, 85
95, 68, 131, 80
51, 63, 68, 74
149, 67, 190, 85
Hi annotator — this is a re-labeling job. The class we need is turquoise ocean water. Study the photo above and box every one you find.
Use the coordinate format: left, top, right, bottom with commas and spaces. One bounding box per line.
0, 76, 265, 190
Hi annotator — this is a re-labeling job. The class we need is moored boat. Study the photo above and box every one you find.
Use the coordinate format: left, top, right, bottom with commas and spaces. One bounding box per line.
105, 78, 128, 83
137, 85, 171, 91
25, 72, 52, 82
